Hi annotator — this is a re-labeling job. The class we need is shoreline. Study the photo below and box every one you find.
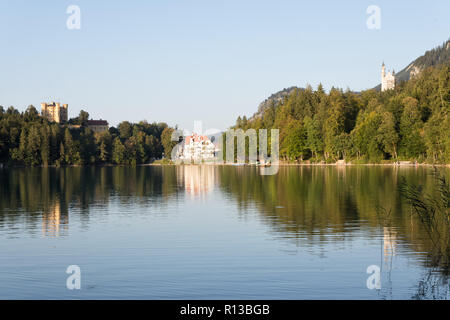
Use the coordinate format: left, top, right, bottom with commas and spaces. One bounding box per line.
2, 162, 449, 169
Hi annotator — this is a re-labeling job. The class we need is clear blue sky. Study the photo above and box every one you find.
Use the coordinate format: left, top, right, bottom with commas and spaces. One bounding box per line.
1, 0, 449, 130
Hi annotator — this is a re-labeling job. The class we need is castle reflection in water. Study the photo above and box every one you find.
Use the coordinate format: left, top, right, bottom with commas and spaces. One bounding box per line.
177, 165, 216, 198
39, 165, 218, 236
0, 165, 447, 281
41, 201, 68, 237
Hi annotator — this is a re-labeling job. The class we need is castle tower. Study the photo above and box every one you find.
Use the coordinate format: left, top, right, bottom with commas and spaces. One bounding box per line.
55, 103, 61, 123
381, 63, 395, 92
40, 102, 68, 123
41, 102, 47, 115
61, 104, 68, 122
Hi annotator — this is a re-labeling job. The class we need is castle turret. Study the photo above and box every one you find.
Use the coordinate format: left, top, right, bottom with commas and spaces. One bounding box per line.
40, 103, 47, 116
381, 63, 395, 92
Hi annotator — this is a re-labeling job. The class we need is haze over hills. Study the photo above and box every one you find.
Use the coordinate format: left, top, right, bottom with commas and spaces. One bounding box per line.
251, 39, 450, 120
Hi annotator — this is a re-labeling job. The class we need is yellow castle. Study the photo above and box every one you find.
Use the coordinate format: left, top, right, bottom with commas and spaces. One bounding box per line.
41, 102, 68, 123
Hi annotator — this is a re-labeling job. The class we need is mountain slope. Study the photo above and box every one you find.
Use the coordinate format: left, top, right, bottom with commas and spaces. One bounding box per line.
251, 39, 450, 119
375, 39, 450, 90
251, 86, 301, 119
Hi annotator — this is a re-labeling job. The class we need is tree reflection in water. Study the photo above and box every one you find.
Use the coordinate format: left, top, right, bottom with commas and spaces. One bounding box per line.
0, 165, 448, 298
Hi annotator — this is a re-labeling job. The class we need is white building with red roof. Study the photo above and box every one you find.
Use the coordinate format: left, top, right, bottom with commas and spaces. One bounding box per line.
181, 133, 217, 162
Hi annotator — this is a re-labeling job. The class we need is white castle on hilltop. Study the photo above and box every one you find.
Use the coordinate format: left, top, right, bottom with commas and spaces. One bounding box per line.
381, 62, 396, 91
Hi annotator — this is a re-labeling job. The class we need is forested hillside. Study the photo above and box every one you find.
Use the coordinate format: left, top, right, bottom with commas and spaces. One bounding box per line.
233, 63, 450, 164
0, 106, 176, 166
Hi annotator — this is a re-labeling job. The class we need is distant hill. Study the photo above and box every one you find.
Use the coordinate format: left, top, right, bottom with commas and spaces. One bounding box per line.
251, 86, 303, 120
374, 39, 450, 90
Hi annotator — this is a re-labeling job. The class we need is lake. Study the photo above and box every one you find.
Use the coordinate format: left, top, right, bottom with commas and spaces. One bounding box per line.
0, 165, 448, 299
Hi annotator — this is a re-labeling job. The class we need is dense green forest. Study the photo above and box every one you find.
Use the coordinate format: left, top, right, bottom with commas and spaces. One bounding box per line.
234, 63, 450, 164
1, 62, 449, 166
0, 106, 176, 166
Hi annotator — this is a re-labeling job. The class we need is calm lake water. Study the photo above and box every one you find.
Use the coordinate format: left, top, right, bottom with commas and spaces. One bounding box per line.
0, 165, 448, 299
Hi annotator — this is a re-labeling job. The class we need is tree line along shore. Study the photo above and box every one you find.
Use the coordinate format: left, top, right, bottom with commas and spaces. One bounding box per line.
233, 63, 449, 165
0, 108, 178, 167
0, 63, 449, 167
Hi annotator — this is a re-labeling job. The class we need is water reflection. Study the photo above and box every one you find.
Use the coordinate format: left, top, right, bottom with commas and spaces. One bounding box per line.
178, 165, 216, 198
0, 165, 448, 298
0, 166, 181, 236
0, 166, 447, 260
383, 227, 397, 263
41, 200, 68, 237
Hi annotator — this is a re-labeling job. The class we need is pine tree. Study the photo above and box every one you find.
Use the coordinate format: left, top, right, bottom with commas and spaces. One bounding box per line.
40, 125, 50, 166
59, 142, 65, 165
304, 116, 324, 159
16, 128, 28, 164
112, 137, 126, 164
27, 126, 41, 166
399, 97, 426, 159
99, 141, 109, 163
64, 128, 75, 164
377, 111, 399, 159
